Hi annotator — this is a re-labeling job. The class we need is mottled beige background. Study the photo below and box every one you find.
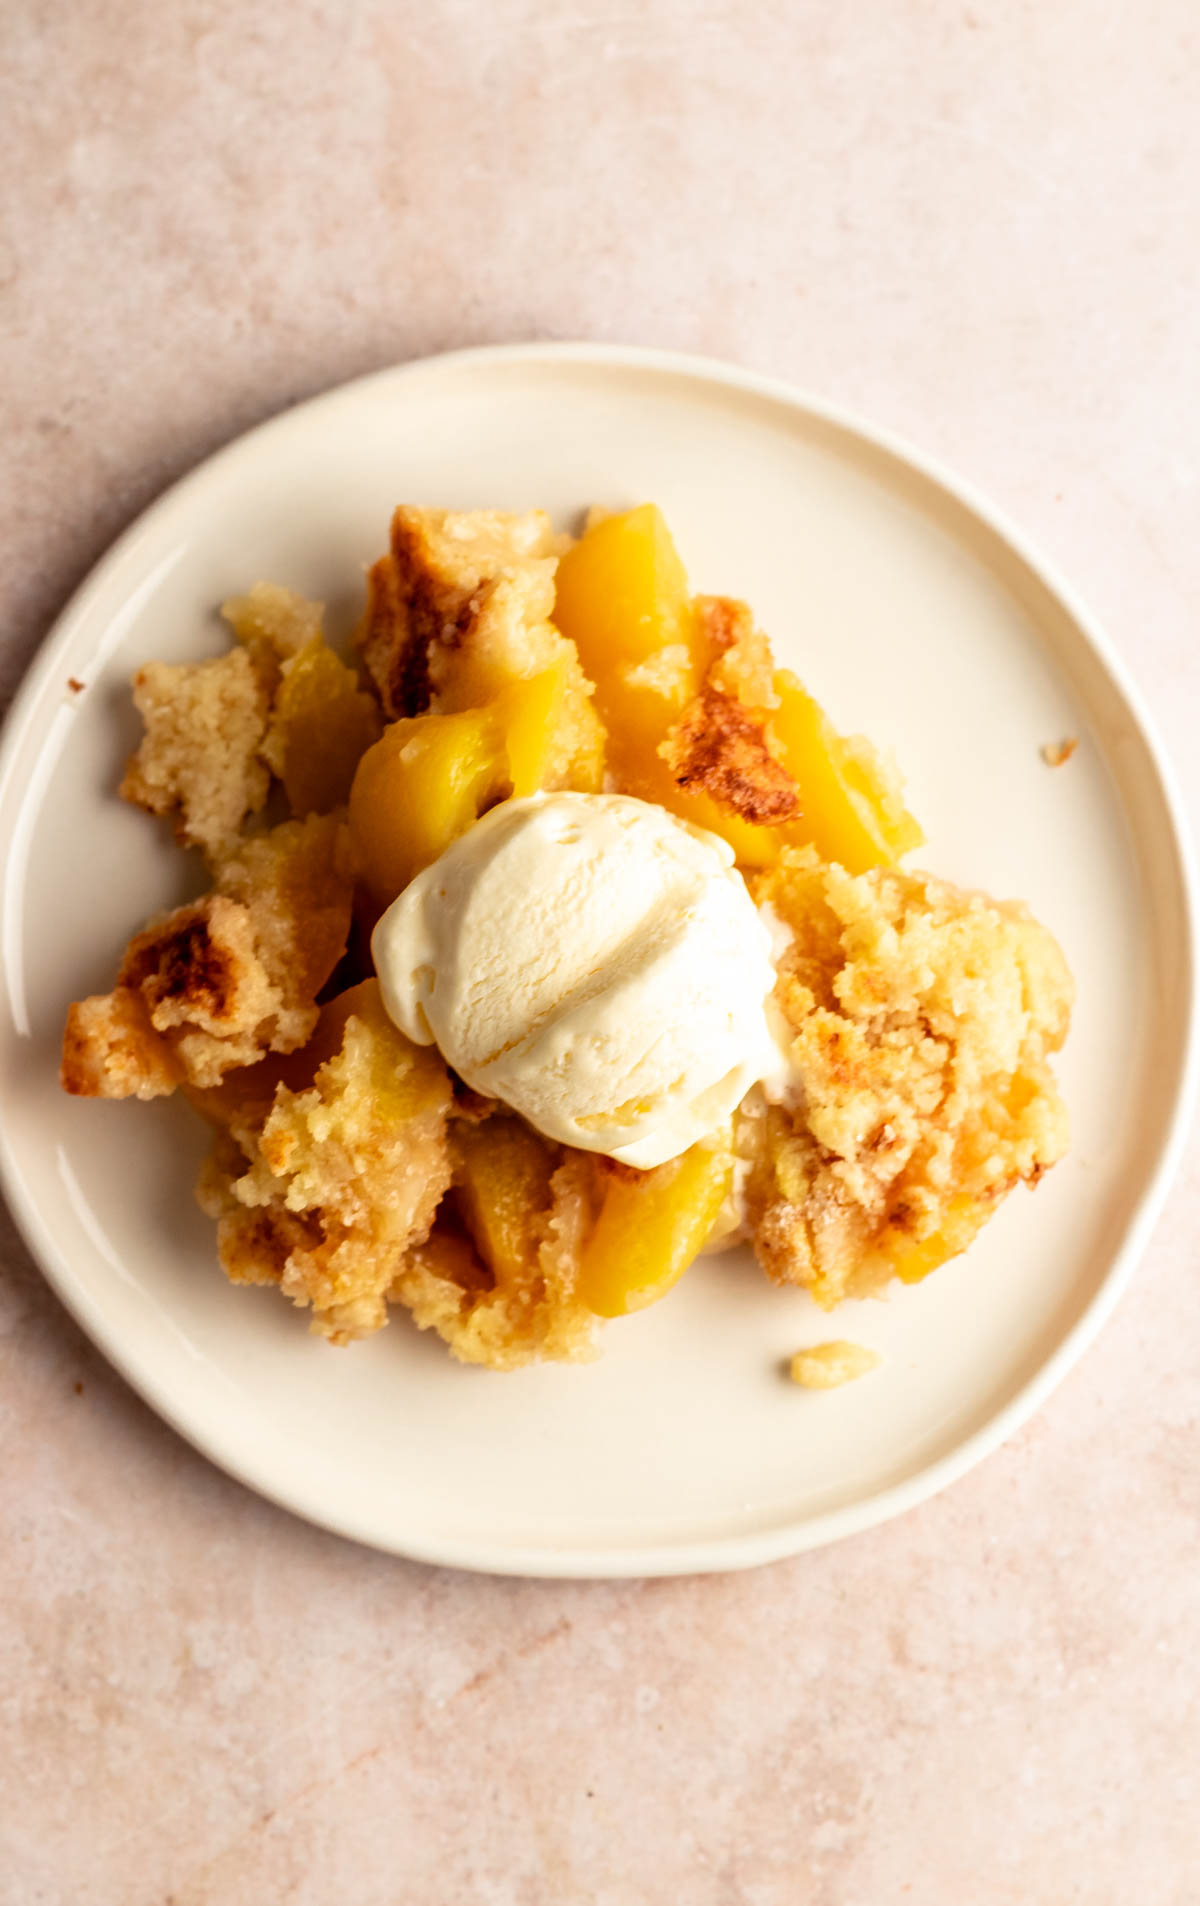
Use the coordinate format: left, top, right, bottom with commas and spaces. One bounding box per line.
3, 3, 1199, 1902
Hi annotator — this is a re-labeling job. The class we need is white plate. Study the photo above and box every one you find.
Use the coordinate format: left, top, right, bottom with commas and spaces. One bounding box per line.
1, 344, 1194, 1577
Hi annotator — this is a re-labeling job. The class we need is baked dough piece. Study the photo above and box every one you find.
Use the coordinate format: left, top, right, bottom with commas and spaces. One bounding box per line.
356, 507, 603, 790
745, 848, 1072, 1306
61, 815, 353, 1099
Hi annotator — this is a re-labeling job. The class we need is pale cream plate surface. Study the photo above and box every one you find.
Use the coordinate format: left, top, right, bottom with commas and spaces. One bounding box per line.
0, 344, 1193, 1575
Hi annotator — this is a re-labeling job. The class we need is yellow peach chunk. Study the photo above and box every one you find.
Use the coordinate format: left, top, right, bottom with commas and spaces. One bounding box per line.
496, 660, 603, 797
867, 1193, 987, 1287
348, 708, 506, 906
554, 506, 700, 781
555, 502, 921, 874
264, 642, 382, 817
349, 660, 605, 906
452, 1114, 557, 1287
555, 511, 785, 860
557, 515, 780, 859
768, 671, 923, 873
645, 757, 790, 869
555, 503, 696, 677
577, 1133, 732, 1318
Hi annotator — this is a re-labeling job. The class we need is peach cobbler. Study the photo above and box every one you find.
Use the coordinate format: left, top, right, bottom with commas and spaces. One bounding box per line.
61, 504, 1072, 1368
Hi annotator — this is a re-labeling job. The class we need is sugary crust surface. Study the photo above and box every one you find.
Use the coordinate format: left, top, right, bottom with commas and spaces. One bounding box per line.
61, 987, 185, 1101
661, 684, 800, 823
745, 848, 1073, 1307
357, 507, 561, 717
660, 595, 800, 824
61, 815, 353, 1098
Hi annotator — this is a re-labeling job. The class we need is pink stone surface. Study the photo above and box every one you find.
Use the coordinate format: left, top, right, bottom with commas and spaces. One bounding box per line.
3, 3, 1198, 1900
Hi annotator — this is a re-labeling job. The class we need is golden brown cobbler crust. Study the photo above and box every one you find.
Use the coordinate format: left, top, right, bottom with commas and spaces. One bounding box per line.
658, 594, 800, 823
356, 507, 604, 793
62, 814, 353, 1097
743, 848, 1072, 1308
661, 685, 800, 823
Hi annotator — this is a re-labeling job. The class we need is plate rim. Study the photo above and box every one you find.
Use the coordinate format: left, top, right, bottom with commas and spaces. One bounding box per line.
1, 338, 1196, 1578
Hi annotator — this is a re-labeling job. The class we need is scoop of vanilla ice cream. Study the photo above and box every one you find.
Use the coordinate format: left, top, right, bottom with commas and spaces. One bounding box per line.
371, 792, 781, 1169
